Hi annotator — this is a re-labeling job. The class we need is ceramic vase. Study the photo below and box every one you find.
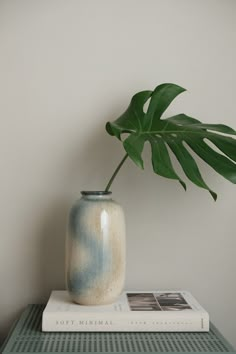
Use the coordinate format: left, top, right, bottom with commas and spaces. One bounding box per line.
66, 191, 126, 305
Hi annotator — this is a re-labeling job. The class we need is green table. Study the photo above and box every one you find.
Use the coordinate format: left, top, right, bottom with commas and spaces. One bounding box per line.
1, 305, 235, 354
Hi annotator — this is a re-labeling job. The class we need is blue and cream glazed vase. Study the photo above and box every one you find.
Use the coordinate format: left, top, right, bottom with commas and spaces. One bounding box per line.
66, 191, 126, 305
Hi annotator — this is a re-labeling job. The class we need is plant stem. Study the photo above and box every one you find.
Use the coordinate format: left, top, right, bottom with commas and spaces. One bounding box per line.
105, 153, 129, 192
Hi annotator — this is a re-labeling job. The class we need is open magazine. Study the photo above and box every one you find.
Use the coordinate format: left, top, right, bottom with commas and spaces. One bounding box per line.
42, 290, 209, 332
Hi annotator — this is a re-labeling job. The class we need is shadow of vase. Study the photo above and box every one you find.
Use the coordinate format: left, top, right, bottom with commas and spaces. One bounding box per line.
37, 199, 70, 302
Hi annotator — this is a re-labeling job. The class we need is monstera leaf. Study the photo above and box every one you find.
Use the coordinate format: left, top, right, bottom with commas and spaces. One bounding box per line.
106, 83, 236, 200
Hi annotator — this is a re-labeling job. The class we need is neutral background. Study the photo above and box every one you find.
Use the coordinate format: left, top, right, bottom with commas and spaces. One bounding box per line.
0, 0, 235, 348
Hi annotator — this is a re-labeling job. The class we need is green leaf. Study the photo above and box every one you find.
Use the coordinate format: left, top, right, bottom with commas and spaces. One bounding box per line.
148, 135, 186, 190
186, 139, 236, 184
106, 90, 152, 139
189, 123, 236, 135
207, 135, 236, 162
145, 83, 186, 129
106, 83, 236, 199
167, 114, 202, 125
166, 137, 217, 200
123, 134, 145, 169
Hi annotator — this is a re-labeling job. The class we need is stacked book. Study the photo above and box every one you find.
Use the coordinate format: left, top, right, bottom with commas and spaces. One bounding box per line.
42, 290, 209, 332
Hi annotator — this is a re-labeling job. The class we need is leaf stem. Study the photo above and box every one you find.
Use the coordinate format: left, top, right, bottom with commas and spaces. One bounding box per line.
104, 153, 129, 192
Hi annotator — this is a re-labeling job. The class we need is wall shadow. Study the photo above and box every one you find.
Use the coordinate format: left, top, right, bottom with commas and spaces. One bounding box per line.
37, 200, 69, 302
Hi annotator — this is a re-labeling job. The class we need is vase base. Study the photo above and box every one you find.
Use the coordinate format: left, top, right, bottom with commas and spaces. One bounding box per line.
68, 291, 121, 306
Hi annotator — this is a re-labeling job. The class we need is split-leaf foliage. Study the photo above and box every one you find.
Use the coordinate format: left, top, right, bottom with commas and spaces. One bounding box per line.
106, 83, 236, 200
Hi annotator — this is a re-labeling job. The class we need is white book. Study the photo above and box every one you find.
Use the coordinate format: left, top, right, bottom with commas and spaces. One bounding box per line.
42, 290, 209, 332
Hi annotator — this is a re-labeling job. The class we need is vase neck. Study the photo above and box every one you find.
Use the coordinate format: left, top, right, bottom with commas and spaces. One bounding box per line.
81, 191, 112, 201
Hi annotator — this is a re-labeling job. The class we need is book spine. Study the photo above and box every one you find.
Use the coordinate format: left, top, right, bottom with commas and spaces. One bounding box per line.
42, 314, 209, 332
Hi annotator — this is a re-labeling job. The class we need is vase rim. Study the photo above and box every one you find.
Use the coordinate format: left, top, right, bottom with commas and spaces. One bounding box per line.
81, 191, 112, 196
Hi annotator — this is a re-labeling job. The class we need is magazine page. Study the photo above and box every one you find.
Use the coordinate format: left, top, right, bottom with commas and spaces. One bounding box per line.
127, 291, 193, 312
46, 291, 130, 312
46, 290, 205, 313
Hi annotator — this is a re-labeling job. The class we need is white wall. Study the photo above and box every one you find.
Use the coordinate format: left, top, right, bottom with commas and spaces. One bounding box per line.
0, 0, 235, 347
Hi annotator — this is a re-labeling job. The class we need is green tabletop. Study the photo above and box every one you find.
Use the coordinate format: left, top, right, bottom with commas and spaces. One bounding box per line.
1, 305, 235, 354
